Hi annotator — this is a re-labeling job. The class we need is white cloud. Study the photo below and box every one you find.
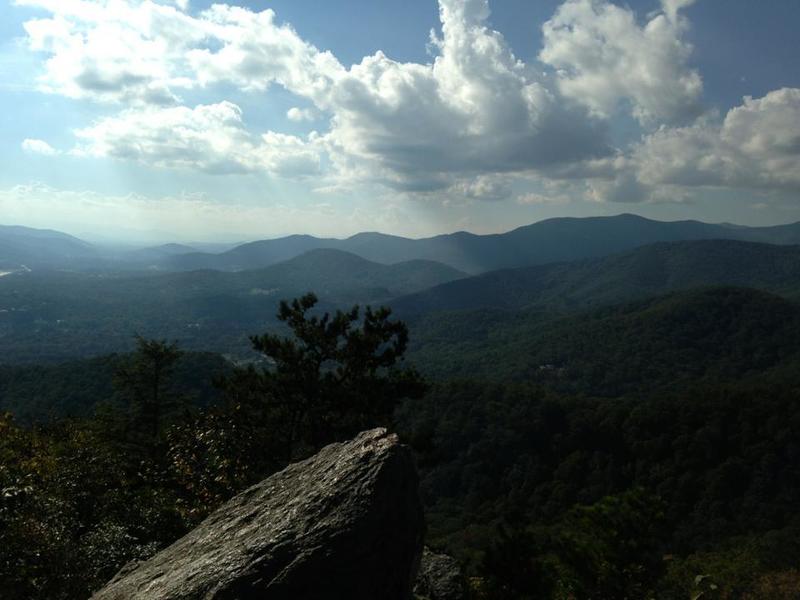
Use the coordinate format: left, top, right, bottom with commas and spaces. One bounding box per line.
451, 176, 512, 201
661, 0, 696, 23
287, 107, 316, 122
16, 0, 204, 105
634, 88, 800, 192
255, 131, 322, 178
16, 0, 796, 209
22, 138, 59, 156
15, 0, 608, 191
73, 101, 322, 177
186, 5, 343, 100
540, 0, 703, 125
320, 0, 607, 191
516, 191, 571, 205
568, 88, 800, 203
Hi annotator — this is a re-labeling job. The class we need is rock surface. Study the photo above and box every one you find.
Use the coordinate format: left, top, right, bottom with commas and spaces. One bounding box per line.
414, 547, 468, 600
92, 428, 424, 600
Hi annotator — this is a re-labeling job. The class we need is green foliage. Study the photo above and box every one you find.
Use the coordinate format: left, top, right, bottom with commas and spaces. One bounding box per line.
409, 287, 800, 395
0, 350, 230, 424
397, 376, 800, 594
167, 406, 256, 519
164, 293, 427, 519
548, 489, 667, 599
657, 520, 800, 599
214, 292, 427, 463
113, 336, 183, 449
482, 489, 667, 600
0, 413, 186, 599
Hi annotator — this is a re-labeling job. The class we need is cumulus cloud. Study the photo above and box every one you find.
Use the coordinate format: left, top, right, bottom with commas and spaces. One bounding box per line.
16, 0, 609, 189
15, 0, 342, 105
22, 138, 59, 155
634, 88, 800, 191
287, 107, 316, 122
570, 88, 800, 203
16, 0, 204, 105
540, 0, 703, 125
321, 0, 608, 190
185, 5, 343, 100
73, 101, 321, 177
16, 0, 796, 207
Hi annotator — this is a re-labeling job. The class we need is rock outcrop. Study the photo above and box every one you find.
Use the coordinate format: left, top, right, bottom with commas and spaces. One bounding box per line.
414, 547, 468, 600
92, 428, 424, 600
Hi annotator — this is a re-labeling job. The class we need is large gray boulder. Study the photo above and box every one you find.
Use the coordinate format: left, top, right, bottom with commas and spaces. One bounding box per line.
92, 428, 424, 600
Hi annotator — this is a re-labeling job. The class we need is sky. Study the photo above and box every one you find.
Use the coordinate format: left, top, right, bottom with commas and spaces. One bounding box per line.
1, 0, 799, 243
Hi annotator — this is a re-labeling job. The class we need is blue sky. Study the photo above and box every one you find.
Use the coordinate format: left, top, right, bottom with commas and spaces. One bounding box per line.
1, 0, 799, 243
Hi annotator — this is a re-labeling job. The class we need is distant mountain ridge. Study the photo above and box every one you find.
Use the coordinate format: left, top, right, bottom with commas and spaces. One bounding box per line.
160, 214, 800, 274
391, 239, 800, 316
5, 214, 800, 274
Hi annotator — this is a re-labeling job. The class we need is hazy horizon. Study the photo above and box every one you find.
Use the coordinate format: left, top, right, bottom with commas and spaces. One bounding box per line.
6, 210, 800, 248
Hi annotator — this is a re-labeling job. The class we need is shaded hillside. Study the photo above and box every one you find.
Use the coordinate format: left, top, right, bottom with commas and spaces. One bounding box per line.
409, 287, 800, 394
392, 239, 800, 316
0, 249, 464, 363
157, 214, 800, 274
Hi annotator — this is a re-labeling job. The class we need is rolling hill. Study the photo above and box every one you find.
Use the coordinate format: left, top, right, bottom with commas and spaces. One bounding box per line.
0, 249, 465, 363
408, 286, 800, 392
391, 239, 800, 317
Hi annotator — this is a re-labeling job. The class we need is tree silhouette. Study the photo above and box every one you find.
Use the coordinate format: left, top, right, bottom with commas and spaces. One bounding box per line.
219, 293, 427, 463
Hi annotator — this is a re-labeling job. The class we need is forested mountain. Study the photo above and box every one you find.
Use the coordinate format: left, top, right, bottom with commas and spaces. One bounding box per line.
157, 214, 800, 273
5, 238, 800, 364
392, 239, 800, 316
0, 224, 97, 270
408, 287, 800, 391
0, 249, 464, 362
